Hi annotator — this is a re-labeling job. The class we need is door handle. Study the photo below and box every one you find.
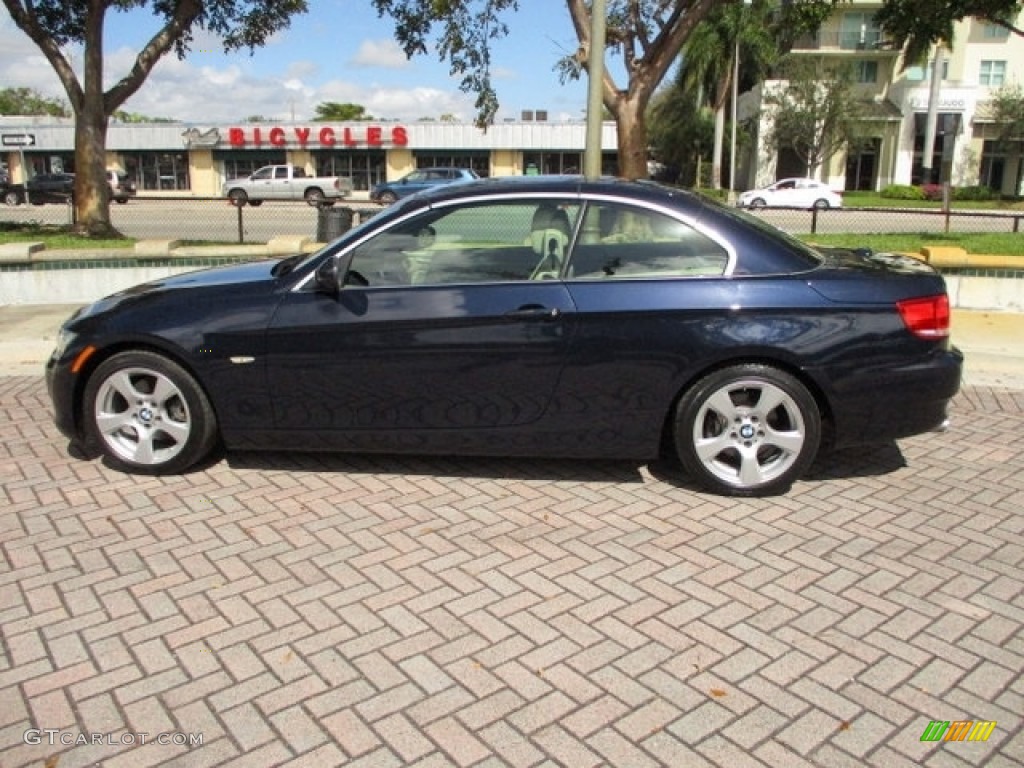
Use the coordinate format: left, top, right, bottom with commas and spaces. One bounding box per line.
505, 305, 561, 321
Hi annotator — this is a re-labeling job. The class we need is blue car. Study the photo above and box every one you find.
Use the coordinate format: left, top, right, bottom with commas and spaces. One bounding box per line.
370, 167, 479, 204
46, 176, 961, 496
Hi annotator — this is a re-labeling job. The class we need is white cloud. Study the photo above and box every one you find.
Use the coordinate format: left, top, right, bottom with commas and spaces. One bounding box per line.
348, 39, 411, 69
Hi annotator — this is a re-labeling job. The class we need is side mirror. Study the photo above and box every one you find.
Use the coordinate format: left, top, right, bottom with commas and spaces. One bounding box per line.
314, 250, 362, 294
314, 255, 342, 294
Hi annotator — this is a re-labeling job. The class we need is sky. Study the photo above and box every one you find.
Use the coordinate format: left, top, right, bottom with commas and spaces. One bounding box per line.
0, 0, 593, 125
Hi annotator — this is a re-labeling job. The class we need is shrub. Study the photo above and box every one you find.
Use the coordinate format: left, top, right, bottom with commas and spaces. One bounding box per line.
952, 185, 997, 201
920, 183, 945, 201
880, 184, 925, 200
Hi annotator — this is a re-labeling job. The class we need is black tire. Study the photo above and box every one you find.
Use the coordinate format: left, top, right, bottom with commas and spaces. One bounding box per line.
378, 191, 398, 205
749, 198, 767, 209
674, 364, 821, 496
227, 189, 248, 207
812, 198, 830, 210
248, 199, 263, 207
114, 197, 128, 204
3, 190, 20, 206
304, 188, 326, 207
83, 351, 219, 474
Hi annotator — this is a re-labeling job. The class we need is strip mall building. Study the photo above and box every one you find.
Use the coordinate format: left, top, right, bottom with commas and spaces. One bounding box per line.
0, 118, 620, 198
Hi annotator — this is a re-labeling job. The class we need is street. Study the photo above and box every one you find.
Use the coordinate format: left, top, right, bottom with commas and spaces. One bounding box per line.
1, 196, 1022, 243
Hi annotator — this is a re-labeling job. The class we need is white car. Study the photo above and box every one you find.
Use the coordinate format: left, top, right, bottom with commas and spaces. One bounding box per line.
737, 178, 843, 210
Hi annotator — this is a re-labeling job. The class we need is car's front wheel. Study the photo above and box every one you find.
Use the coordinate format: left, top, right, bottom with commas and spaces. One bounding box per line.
3, 190, 21, 206
377, 191, 398, 205
749, 197, 767, 209
83, 351, 219, 474
674, 364, 820, 496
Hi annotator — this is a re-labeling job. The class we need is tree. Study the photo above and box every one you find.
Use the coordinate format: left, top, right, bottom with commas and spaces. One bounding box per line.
761, 57, 866, 177
678, 0, 837, 189
647, 83, 714, 185
0, 86, 69, 116
990, 83, 1024, 143
2, 0, 307, 236
374, 0, 840, 180
374, 0, 721, 179
313, 102, 374, 122
875, 0, 1023, 65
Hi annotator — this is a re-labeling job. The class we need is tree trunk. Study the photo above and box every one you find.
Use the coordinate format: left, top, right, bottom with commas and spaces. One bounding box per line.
614, 97, 650, 180
74, 104, 114, 236
712, 105, 725, 189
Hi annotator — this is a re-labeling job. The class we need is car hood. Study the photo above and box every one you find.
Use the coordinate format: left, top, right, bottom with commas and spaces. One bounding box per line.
70, 258, 287, 324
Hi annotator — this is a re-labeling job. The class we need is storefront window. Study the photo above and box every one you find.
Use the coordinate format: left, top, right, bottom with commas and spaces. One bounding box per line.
522, 151, 617, 176
314, 152, 386, 192
25, 153, 75, 175
217, 151, 287, 187
413, 152, 490, 177
122, 152, 194, 191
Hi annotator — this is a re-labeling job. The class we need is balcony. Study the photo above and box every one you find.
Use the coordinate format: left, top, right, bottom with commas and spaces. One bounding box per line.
792, 28, 900, 53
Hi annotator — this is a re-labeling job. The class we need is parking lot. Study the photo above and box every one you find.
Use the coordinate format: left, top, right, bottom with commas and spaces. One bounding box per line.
1, 369, 1022, 767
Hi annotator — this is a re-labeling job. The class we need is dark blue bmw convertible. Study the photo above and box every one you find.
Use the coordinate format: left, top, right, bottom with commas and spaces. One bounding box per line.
47, 177, 962, 496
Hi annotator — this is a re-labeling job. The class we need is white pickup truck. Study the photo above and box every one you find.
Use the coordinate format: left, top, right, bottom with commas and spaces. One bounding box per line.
222, 164, 354, 207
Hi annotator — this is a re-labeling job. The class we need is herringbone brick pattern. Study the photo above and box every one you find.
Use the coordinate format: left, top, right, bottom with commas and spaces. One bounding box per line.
1, 376, 1021, 767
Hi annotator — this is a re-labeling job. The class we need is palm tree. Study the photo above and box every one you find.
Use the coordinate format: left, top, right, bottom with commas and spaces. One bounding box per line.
679, 1, 778, 189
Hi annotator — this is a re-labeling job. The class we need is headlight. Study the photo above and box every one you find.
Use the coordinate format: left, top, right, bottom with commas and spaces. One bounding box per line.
52, 327, 77, 360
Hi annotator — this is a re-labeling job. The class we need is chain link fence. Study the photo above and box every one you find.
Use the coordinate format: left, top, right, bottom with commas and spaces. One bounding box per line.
2, 195, 1023, 242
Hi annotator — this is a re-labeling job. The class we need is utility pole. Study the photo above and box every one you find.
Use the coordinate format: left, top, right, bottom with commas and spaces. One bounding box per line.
584, 0, 607, 180
922, 46, 945, 184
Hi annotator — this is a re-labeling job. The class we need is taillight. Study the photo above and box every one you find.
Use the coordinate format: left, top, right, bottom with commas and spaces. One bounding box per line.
897, 295, 950, 339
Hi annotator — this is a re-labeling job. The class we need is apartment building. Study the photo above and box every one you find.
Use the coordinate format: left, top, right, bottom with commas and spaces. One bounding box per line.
743, 0, 1024, 194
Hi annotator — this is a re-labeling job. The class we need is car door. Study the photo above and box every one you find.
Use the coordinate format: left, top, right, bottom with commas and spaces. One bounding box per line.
265, 198, 580, 435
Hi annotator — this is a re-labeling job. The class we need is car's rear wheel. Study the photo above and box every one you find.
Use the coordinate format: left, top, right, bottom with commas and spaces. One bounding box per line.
378, 191, 398, 205
812, 198, 830, 209
227, 189, 248, 207
749, 197, 767, 209
304, 188, 326, 206
3, 190, 21, 206
674, 364, 820, 496
83, 351, 219, 474
248, 200, 263, 207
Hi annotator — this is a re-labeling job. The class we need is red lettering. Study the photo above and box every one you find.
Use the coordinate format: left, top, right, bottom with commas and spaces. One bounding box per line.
295, 127, 310, 147
253, 127, 263, 146
391, 126, 408, 146
367, 126, 382, 146
229, 127, 246, 147
269, 127, 286, 146
319, 126, 335, 146
343, 127, 357, 147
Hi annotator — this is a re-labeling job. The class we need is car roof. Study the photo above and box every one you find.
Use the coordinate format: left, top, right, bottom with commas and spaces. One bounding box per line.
401, 174, 697, 207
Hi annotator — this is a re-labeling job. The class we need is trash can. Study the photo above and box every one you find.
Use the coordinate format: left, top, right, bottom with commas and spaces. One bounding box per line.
316, 206, 354, 242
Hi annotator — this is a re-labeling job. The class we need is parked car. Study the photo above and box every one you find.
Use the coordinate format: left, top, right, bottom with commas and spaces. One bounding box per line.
107, 170, 137, 203
737, 178, 843, 209
222, 164, 353, 207
370, 167, 479, 204
27, 172, 75, 204
2, 170, 22, 206
46, 176, 961, 496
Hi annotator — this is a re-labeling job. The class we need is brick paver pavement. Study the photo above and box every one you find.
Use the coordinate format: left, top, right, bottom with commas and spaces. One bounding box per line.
1, 375, 1022, 768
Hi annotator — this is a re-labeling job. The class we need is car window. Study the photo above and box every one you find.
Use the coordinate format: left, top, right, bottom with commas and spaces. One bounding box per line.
251, 168, 272, 181
346, 200, 581, 287
274, 167, 289, 179
567, 202, 729, 279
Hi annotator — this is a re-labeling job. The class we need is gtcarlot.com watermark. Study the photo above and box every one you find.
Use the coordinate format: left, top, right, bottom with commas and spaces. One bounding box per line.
24, 729, 204, 747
